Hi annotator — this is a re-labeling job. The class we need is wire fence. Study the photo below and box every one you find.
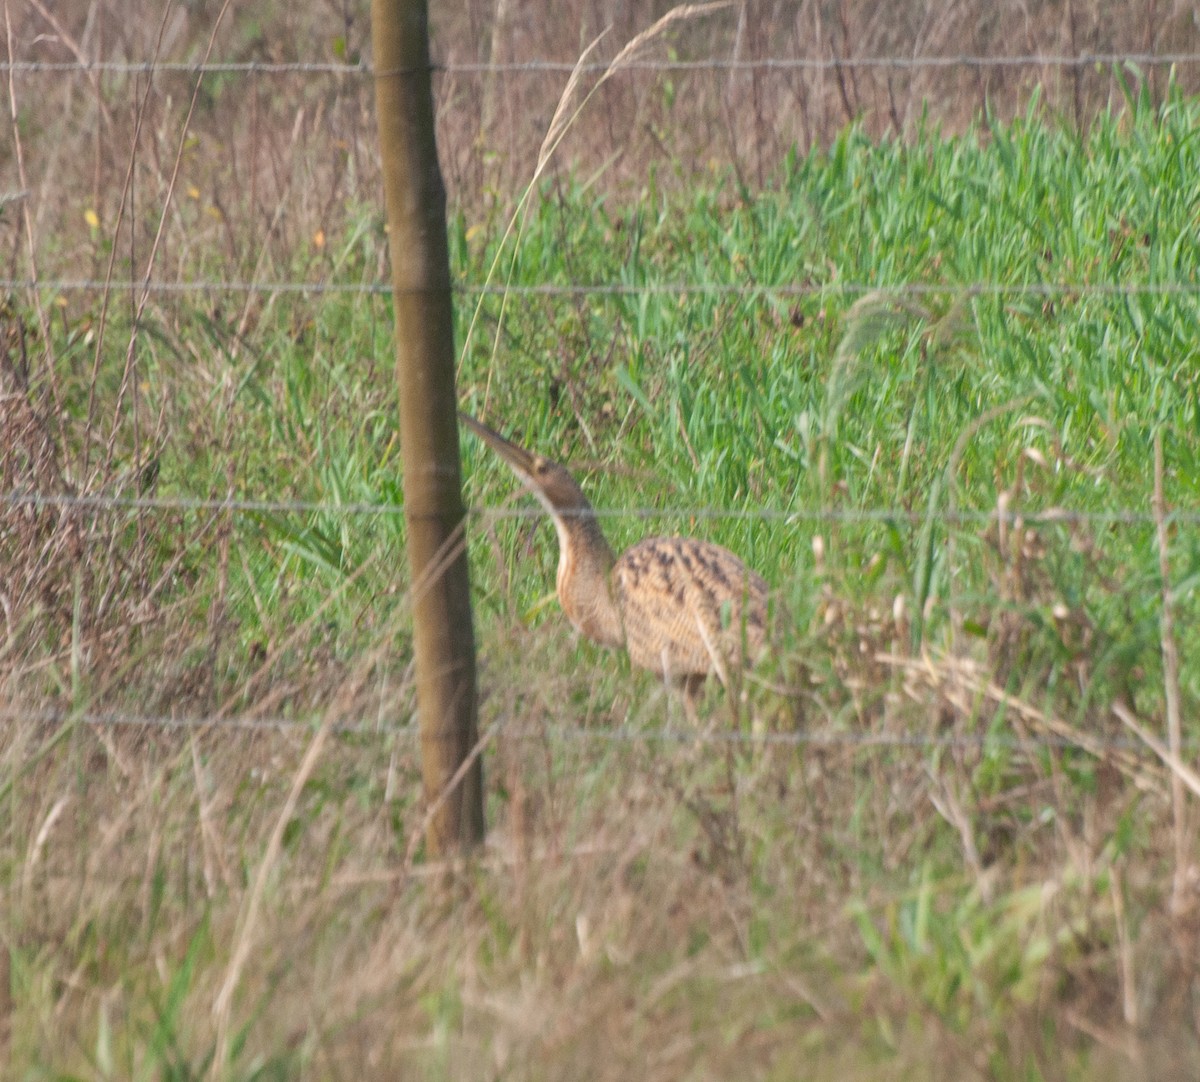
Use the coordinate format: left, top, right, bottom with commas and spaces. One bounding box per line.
3, 52, 1200, 76
0, 704, 1181, 757
2, 40, 1195, 799
5, 279, 1200, 298
4, 42, 1195, 536
0, 488, 1192, 526
5, 43, 1199, 304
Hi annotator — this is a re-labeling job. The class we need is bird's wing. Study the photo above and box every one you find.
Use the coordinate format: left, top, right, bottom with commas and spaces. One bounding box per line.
613, 537, 769, 682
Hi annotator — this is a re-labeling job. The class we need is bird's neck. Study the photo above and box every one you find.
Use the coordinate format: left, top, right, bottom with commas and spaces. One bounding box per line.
551, 508, 624, 650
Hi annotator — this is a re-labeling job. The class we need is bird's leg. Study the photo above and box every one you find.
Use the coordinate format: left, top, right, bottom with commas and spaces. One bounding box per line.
681, 673, 706, 726
724, 666, 743, 731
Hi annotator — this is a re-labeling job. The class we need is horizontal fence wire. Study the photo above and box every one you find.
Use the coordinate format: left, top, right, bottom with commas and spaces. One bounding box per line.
5, 279, 1200, 298
0, 706, 1182, 755
2, 52, 1200, 76
0, 491, 1189, 525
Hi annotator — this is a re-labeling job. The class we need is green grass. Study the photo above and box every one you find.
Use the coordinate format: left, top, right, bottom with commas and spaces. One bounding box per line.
5, 82, 1200, 1078
453, 87, 1200, 706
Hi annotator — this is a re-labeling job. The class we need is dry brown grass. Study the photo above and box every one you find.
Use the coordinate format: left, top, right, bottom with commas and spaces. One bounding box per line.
4, 617, 1198, 1076
6, 0, 1200, 295
5, 1, 1200, 1077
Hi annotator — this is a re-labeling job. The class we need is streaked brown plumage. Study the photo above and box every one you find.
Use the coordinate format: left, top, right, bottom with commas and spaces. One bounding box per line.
460, 412, 769, 704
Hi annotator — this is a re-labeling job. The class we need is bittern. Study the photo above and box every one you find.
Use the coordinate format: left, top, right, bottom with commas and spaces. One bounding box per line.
460, 412, 770, 711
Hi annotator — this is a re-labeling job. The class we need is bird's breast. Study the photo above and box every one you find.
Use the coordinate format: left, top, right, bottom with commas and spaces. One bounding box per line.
556, 545, 625, 649
612, 536, 769, 679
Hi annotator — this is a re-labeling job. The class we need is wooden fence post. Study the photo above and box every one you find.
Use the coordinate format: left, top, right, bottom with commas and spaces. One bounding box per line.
371, 0, 484, 853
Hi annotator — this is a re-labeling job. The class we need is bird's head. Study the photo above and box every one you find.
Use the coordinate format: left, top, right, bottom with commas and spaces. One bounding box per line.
459, 411, 591, 518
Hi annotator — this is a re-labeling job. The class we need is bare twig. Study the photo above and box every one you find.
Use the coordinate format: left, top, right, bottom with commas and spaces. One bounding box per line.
460, 2, 734, 411
210, 715, 332, 1077
190, 733, 229, 897
1152, 432, 1189, 914
25, 0, 115, 128
102, 0, 237, 486
1109, 865, 1138, 1027
81, 0, 174, 479
1113, 701, 1200, 801
927, 769, 992, 903
881, 650, 1158, 786
3, 0, 56, 405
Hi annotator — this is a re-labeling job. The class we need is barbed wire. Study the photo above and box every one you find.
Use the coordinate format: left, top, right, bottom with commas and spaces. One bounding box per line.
2, 706, 403, 735
1, 51, 1198, 77
4, 278, 1200, 298
0, 278, 391, 296
0, 489, 1186, 525
0, 704, 1181, 755
441, 52, 1200, 73
0, 60, 374, 75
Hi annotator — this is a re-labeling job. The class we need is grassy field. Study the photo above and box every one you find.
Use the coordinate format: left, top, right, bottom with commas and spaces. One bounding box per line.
5, 36, 1200, 1081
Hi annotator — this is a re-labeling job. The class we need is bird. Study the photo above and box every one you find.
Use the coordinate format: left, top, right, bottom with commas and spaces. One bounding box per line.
460, 411, 770, 715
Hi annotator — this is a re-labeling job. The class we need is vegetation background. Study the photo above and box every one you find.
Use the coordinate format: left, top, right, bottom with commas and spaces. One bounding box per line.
4, 0, 1200, 1078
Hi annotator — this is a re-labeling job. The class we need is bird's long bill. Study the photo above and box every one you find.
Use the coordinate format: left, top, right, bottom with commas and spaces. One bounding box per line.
458, 411, 538, 479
